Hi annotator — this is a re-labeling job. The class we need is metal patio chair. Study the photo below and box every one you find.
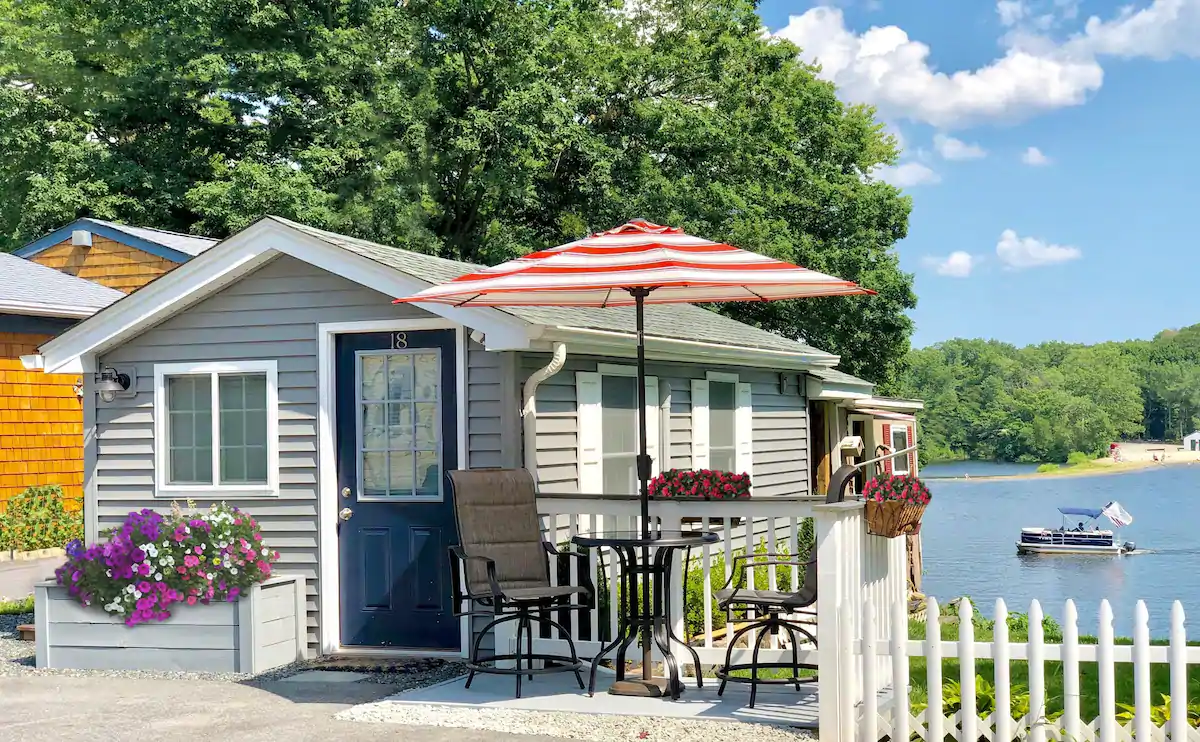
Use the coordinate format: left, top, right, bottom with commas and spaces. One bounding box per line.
713, 546, 818, 708
448, 468, 595, 698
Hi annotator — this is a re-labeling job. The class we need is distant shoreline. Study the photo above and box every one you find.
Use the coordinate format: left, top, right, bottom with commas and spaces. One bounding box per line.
926, 458, 1191, 483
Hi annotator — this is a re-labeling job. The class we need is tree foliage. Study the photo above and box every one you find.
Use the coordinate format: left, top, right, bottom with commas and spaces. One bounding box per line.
0, 0, 916, 383
895, 326, 1200, 464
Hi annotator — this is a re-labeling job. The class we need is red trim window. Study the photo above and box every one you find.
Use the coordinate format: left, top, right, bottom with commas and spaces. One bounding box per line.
881, 423, 893, 475
889, 424, 911, 476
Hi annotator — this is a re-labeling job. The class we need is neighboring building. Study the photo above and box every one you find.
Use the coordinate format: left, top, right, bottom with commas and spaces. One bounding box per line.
33, 216, 921, 656
1184, 431, 1200, 451
0, 253, 123, 510
14, 218, 217, 293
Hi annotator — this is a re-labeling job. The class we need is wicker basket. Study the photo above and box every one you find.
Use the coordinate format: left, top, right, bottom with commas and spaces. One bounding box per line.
864, 500, 927, 538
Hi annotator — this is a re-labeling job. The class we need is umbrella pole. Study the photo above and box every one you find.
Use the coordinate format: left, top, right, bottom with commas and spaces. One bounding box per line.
634, 288, 653, 685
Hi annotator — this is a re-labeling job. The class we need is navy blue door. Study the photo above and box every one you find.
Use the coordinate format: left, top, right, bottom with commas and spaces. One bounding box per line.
336, 330, 460, 649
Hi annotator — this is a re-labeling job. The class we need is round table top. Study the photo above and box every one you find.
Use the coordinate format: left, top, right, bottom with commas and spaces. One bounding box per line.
571, 530, 720, 548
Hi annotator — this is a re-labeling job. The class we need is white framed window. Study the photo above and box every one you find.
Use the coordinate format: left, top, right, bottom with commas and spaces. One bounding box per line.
890, 425, 911, 475
691, 371, 753, 479
153, 360, 279, 496
577, 364, 659, 495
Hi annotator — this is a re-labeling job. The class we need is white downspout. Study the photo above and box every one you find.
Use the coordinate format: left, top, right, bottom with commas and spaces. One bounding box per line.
522, 342, 568, 475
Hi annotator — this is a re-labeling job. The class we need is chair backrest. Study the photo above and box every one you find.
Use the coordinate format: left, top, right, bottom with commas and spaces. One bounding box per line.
786, 545, 819, 609
448, 468, 549, 595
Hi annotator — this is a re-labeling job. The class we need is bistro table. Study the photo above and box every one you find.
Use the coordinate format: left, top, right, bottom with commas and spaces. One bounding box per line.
572, 529, 720, 700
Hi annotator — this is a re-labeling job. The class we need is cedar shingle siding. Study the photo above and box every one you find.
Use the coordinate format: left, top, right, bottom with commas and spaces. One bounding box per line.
30, 236, 178, 293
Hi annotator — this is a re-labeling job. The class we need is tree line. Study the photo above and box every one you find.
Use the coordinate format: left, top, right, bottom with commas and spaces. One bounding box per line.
888, 325, 1200, 464
0, 0, 917, 386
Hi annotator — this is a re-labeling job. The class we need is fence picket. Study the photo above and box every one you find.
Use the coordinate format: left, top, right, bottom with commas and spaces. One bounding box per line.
862, 598, 879, 742
995, 599, 1012, 742
1134, 601, 1152, 742
1028, 600, 1046, 742
926, 597, 944, 742
960, 598, 978, 742
891, 593, 910, 742
1170, 601, 1188, 742
1063, 600, 1082, 742
1098, 600, 1117, 742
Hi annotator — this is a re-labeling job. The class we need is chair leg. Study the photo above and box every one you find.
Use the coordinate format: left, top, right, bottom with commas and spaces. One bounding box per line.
526, 610, 535, 681
515, 612, 528, 699
718, 618, 759, 698
748, 617, 775, 710
540, 613, 586, 691
466, 612, 520, 690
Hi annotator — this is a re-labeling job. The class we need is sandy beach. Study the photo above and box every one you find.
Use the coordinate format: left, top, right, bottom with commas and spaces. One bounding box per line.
935, 442, 1200, 482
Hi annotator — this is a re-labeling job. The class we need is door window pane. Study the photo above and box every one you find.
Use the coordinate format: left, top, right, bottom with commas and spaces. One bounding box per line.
709, 380, 737, 473
166, 375, 213, 484
891, 427, 910, 474
218, 373, 269, 484
358, 350, 441, 498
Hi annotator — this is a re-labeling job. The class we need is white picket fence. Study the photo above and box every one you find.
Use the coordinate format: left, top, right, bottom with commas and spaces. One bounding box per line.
854, 596, 1200, 742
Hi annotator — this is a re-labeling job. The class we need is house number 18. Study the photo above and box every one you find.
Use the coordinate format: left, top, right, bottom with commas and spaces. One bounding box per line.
391, 332, 408, 349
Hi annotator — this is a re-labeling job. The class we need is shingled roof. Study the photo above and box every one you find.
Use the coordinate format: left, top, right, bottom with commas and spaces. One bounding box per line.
0, 252, 124, 317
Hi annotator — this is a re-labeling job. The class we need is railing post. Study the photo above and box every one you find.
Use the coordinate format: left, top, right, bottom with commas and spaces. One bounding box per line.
815, 500, 865, 740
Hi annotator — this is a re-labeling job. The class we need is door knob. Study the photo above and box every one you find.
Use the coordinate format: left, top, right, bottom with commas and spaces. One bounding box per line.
341, 486, 351, 499
339, 508, 354, 521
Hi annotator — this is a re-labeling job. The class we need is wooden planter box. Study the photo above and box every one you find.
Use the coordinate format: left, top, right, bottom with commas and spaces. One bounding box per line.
35, 574, 306, 673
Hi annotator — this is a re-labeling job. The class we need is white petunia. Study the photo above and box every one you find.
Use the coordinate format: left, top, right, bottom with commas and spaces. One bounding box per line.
125, 585, 135, 594
230, 568, 238, 575
106, 570, 112, 578
155, 573, 163, 581
261, 548, 269, 555
206, 573, 214, 580
133, 590, 142, 599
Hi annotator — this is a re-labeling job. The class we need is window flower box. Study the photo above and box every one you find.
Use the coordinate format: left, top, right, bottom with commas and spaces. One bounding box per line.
649, 469, 751, 528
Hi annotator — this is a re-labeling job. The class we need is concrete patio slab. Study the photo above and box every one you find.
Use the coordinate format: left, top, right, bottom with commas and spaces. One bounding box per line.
0, 556, 59, 600
280, 671, 371, 683
375, 670, 819, 729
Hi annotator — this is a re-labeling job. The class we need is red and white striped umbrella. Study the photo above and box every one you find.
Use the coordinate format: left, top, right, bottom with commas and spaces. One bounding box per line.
393, 219, 873, 307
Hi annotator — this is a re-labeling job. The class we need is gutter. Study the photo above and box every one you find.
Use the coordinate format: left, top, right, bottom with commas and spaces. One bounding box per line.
522, 342, 568, 474
0, 299, 100, 319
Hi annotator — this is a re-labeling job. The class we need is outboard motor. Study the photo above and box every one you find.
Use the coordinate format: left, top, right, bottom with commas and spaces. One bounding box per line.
1123, 541, 1136, 553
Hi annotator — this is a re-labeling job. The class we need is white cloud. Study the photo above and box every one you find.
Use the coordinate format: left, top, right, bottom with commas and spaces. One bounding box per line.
774, 1, 1200, 130
934, 134, 987, 160
1021, 146, 1052, 165
997, 0, 1029, 26
924, 251, 978, 277
873, 162, 941, 187
995, 229, 1081, 268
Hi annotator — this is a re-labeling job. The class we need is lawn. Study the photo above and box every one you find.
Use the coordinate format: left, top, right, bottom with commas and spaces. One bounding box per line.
0, 594, 34, 615
908, 613, 1200, 721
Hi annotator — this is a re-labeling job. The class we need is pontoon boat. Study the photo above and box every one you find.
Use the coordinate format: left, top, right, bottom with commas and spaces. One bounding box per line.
1017, 502, 1136, 555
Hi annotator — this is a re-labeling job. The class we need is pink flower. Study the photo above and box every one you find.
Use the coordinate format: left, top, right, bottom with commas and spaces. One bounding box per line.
194, 546, 203, 554
184, 555, 200, 567
253, 533, 262, 541
187, 596, 197, 606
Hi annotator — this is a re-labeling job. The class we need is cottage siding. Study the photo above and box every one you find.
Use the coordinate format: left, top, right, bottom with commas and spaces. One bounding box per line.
30, 236, 178, 293
519, 353, 809, 497
94, 255, 506, 654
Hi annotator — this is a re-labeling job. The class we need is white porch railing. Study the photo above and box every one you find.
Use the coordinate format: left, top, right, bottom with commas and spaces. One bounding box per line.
520, 493, 905, 730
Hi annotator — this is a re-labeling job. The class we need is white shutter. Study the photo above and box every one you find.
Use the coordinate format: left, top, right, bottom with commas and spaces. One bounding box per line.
736, 382, 753, 479
644, 376, 660, 475
576, 371, 603, 494
691, 379, 710, 469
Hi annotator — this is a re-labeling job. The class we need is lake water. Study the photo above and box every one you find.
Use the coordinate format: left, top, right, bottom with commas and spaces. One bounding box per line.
918, 462, 1200, 637
921, 460, 1042, 478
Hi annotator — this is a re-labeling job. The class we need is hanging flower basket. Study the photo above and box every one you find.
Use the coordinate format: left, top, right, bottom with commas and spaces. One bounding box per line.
862, 474, 931, 538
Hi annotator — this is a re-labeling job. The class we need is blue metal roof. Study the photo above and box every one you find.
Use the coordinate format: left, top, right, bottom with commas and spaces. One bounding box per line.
1058, 507, 1104, 518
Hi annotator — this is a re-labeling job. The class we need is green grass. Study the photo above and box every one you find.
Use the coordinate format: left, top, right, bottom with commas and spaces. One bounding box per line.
0, 595, 34, 615
909, 617, 1200, 719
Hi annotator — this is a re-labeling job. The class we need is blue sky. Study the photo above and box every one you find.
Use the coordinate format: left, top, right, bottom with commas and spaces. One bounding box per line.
757, 0, 1200, 349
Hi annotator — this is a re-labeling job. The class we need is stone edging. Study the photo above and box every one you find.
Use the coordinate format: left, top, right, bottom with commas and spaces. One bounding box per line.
0, 547, 65, 564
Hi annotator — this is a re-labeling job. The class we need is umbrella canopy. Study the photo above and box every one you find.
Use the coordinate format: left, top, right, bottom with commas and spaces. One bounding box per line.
392, 219, 873, 307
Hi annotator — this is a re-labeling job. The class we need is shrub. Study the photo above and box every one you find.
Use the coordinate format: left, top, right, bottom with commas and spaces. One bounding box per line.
1036, 463, 1060, 473
54, 502, 279, 626
648, 469, 751, 499
0, 485, 83, 551
1066, 451, 1092, 467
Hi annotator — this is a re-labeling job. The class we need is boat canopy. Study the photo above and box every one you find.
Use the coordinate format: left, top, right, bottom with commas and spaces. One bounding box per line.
1058, 507, 1104, 518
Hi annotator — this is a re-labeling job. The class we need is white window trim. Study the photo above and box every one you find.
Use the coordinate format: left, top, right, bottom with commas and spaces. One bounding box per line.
153, 360, 280, 497
890, 424, 912, 476
577, 364, 661, 495
692, 372, 753, 481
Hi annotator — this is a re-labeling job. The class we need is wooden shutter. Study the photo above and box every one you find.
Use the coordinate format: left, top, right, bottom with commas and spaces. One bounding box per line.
881, 423, 893, 475
644, 376, 660, 475
736, 382, 753, 479
576, 371, 602, 494
690, 379, 710, 469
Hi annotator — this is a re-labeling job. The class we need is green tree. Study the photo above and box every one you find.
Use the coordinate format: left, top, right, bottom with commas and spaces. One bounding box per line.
0, 0, 916, 383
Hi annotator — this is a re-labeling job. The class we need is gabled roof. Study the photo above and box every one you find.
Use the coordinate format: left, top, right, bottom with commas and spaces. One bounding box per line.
14, 218, 218, 263
278, 218, 836, 359
38, 216, 848, 372
0, 252, 124, 318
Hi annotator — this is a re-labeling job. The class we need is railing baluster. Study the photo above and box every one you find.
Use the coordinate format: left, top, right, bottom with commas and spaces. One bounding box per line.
1028, 600, 1046, 742
702, 518, 713, 649
1170, 601, 1187, 742
960, 598, 978, 742
568, 513, 581, 640
1133, 601, 1151, 742
1063, 600, 1081, 742
1097, 600, 1116, 742
925, 597, 943, 742
588, 513, 600, 644
995, 599, 1012, 742
862, 597, 878, 742
790, 516, 800, 593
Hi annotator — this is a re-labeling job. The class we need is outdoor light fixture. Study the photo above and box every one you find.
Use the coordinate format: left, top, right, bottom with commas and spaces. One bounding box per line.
95, 366, 131, 402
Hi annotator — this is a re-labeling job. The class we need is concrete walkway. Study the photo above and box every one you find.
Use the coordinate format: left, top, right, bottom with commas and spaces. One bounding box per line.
0, 557, 60, 599
0, 674, 567, 742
